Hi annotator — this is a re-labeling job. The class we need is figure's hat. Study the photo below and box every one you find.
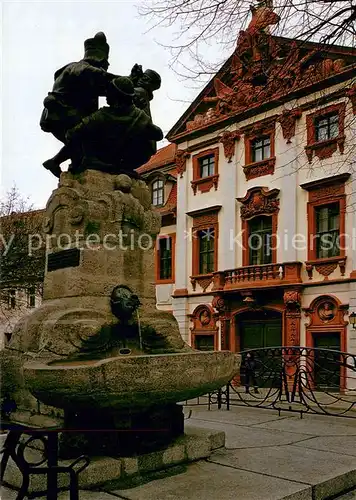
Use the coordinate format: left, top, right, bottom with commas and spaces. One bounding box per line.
111, 77, 135, 97
84, 32, 109, 62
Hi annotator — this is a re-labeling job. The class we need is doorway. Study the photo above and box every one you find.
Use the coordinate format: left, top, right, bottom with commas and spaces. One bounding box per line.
238, 310, 283, 387
239, 310, 282, 351
312, 332, 341, 390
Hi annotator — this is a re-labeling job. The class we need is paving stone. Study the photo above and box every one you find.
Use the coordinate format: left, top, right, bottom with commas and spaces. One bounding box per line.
186, 418, 310, 449
1, 487, 19, 500
188, 405, 290, 426
252, 415, 356, 436
294, 435, 356, 457
210, 445, 356, 500
0, 486, 119, 500
111, 460, 312, 500
58, 491, 118, 500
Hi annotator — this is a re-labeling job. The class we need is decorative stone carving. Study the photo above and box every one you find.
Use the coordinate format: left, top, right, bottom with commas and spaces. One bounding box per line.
237, 186, 280, 220
278, 109, 302, 143
318, 301, 335, 322
212, 295, 227, 313
308, 184, 345, 202
43, 171, 161, 248
284, 288, 301, 346
303, 295, 348, 329
191, 175, 219, 195
283, 290, 301, 307
190, 275, 214, 292
200, 309, 211, 325
315, 261, 338, 278
219, 131, 240, 162
178, 3, 348, 136
306, 257, 346, 281
189, 305, 217, 333
243, 158, 275, 181
175, 149, 190, 178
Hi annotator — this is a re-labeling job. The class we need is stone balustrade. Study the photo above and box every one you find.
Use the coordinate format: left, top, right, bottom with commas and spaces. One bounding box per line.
213, 261, 303, 291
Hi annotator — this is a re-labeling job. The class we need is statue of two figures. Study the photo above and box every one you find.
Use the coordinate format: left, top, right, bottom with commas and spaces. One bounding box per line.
40, 32, 163, 178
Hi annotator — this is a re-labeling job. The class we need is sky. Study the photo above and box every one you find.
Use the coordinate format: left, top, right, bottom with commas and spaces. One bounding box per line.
1, 0, 221, 209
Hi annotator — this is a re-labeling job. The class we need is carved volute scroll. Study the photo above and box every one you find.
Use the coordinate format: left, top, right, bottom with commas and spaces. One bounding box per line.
278, 109, 302, 143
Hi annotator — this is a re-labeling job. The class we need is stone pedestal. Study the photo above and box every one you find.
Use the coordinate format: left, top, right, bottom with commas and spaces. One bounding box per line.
1, 170, 188, 423
1, 169, 240, 483
60, 404, 185, 458
2, 427, 225, 494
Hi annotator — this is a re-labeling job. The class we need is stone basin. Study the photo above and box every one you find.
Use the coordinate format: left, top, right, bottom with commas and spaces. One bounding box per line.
24, 351, 240, 412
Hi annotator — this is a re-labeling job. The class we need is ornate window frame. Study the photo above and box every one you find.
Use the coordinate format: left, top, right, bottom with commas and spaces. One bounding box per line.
191, 147, 219, 195
187, 206, 221, 292
301, 173, 349, 280
189, 304, 218, 350
236, 187, 280, 266
155, 233, 176, 284
305, 102, 346, 163
242, 118, 276, 181
303, 295, 348, 390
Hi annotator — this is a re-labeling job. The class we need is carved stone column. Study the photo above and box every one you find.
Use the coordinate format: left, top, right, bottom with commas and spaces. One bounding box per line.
212, 295, 230, 350
283, 289, 301, 346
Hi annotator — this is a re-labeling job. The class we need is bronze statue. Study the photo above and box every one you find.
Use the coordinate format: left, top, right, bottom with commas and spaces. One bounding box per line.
65, 76, 163, 175
40, 32, 163, 178
40, 32, 116, 178
130, 64, 162, 118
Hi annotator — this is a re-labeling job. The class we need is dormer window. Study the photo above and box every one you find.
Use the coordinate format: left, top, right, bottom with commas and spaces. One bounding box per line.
152, 179, 164, 206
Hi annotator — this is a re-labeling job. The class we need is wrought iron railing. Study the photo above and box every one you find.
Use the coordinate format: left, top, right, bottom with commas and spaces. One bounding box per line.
0, 422, 90, 500
184, 347, 356, 418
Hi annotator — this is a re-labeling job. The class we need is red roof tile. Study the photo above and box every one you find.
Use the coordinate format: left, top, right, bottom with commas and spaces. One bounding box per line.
136, 143, 177, 174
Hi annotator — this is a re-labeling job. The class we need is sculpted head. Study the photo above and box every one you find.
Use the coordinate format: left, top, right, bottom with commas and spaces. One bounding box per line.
110, 285, 141, 321
106, 76, 135, 107
84, 32, 110, 70
138, 69, 161, 92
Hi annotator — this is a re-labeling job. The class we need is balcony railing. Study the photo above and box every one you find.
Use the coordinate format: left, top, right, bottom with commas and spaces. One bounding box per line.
213, 262, 302, 290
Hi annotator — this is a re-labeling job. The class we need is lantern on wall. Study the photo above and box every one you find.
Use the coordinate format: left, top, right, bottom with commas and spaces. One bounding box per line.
349, 312, 356, 330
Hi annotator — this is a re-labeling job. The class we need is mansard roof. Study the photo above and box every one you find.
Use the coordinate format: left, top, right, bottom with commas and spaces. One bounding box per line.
166, 6, 356, 143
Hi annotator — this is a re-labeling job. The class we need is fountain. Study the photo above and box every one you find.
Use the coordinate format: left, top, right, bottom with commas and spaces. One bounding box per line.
1, 32, 240, 491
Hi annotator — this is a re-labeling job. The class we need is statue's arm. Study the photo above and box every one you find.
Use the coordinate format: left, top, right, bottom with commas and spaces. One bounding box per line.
83, 66, 117, 95
66, 111, 104, 142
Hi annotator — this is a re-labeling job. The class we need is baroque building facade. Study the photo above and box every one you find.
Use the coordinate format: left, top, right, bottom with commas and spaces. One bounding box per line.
137, 3, 356, 383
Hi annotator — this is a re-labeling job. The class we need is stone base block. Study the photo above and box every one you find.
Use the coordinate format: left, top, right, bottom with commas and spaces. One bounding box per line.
3, 427, 224, 494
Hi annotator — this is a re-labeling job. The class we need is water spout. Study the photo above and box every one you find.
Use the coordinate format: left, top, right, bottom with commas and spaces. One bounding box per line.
137, 310, 143, 351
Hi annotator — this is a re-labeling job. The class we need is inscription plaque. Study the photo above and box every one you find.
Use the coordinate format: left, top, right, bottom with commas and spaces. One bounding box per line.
47, 248, 80, 272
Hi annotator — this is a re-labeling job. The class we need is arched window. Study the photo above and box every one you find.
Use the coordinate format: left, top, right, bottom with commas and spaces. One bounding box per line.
152, 179, 164, 206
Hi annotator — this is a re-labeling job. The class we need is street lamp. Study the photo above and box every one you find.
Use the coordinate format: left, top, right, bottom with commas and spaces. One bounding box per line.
349, 312, 356, 329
